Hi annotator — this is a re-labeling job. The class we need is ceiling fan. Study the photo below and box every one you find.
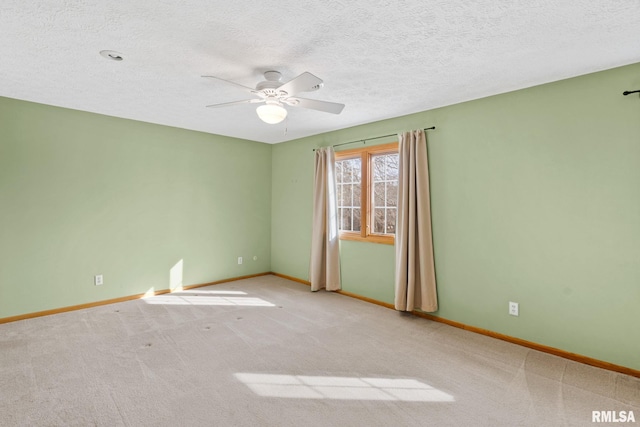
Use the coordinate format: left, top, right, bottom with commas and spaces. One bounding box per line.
202, 71, 345, 124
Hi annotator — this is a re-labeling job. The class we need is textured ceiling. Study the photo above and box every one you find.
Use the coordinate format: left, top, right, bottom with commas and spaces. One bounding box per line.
1, 1, 639, 144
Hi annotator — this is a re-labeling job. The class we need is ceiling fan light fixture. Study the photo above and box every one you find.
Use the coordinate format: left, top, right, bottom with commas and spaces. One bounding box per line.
256, 103, 287, 124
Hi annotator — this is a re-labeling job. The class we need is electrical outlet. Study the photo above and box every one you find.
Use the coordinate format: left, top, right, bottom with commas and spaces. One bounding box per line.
238, 257, 243, 265
509, 301, 519, 316
94, 275, 104, 286
253, 255, 258, 261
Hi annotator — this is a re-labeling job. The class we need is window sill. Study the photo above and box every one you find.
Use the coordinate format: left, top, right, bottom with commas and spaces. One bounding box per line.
339, 232, 395, 245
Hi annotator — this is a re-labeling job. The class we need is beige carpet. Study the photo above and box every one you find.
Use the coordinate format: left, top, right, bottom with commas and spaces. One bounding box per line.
0, 275, 638, 426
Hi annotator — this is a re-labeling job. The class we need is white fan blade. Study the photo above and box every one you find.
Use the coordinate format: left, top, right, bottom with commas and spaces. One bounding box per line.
277, 72, 323, 96
287, 97, 345, 114
206, 99, 264, 108
202, 75, 257, 93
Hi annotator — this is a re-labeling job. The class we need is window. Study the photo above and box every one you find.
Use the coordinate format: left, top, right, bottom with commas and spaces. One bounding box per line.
335, 142, 398, 244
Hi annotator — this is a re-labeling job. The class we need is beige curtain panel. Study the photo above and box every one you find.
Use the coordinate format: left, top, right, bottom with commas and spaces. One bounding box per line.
309, 147, 341, 291
394, 129, 438, 312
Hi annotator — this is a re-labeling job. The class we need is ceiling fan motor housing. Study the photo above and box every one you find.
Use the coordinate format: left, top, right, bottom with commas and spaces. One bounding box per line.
263, 71, 282, 81
256, 71, 323, 94
256, 71, 284, 93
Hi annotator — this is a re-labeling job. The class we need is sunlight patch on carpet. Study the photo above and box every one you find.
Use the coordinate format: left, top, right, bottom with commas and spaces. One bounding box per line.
143, 295, 275, 306
178, 290, 248, 295
234, 373, 455, 402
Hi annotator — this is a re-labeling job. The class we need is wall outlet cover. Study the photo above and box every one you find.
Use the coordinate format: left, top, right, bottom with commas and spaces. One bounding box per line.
509, 301, 519, 316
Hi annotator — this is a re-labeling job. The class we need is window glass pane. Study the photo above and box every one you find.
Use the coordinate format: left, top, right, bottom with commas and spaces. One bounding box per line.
353, 183, 361, 207
344, 160, 353, 183
373, 156, 385, 181
386, 154, 398, 180
352, 158, 361, 182
373, 182, 385, 207
353, 208, 361, 232
374, 208, 385, 233
336, 158, 362, 232
387, 181, 398, 207
386, 208, 396, 234
342, 208, 353, 231
370, 153, 399, 235
342, 184, 353, 207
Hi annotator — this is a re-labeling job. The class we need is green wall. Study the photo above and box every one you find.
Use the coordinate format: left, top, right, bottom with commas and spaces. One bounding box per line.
0, 97, 272, 318
271, 63, 640, 370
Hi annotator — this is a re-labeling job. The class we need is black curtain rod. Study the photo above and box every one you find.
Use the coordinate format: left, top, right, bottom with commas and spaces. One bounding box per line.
313, 127, 435, 151
623, 90, 640, 96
